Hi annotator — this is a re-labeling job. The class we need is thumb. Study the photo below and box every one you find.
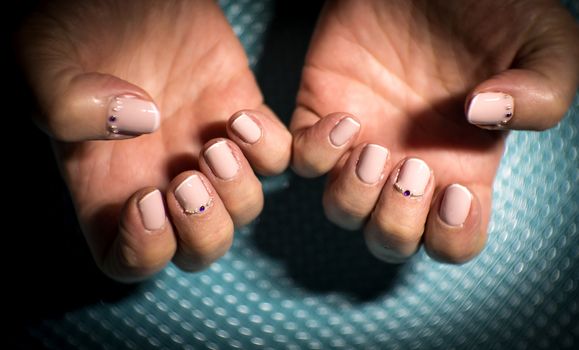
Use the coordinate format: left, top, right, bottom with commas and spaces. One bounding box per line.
466, 9, 579, 131
33, 71, 161, 141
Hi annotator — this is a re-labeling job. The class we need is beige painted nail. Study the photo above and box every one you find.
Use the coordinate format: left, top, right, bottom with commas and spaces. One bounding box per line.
175, 175, 212, 215
356, 144, 389, 184
204, 141, 240, 180
467, 92, 514, 126
138, 189, 165, 230
231, 113, 262, 144
439, 184, 472, 226
394, 158, 431, 198
330, 117, 360, 147
107, 96, 160, 136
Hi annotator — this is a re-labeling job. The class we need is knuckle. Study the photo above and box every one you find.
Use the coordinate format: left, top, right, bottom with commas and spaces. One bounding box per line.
254, 145, 290, 176
322, 190, 368, 231
366, 241, 409, 264
268, 141, 292, 174
45, 107, 72, 140
99, 242, 170, 283
292, 140, 329, 178
45, 86, 79, 141
324, 207, 363, 231
178, 221, 234, 271
328, 191, 368, 222
426, 244, 479, 265
530, 90, 570, 131
293, 155, 329, 178
118, 242, 170, 273
227, 187, 264, 226
373, 214, 423, 248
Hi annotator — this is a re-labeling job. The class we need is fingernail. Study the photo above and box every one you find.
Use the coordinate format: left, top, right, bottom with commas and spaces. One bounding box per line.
439, 184, 472, 226
394, 158, 431, 198
356, 144, 389, 184
231, 113, 262, 144
330, 117, 360, 147
467, 92, 514, 126
204, 141, 240, 180
138, 189, 165, 231
107, 96, 160, 136
175, 175, 213, 215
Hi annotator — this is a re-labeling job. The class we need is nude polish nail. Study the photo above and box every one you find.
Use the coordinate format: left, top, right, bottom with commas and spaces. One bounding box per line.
231, 113, 262, 144
330, 117, 360, 146
204, 141, 240, 180
394, 158, 431, 198
356, 144, 389, 184
467, 92, 514, 126
175, 175, 212, 215
138, 190, 165, 231
107, 96, 160, 136
439, 184, 472, 226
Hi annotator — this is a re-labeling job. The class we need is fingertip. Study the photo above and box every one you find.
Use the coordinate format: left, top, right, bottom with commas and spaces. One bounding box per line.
167, 171, 235, 272
465, 91, 514, 129
227, 109, 292, 175
198, 139, 263, 227
41, 72, 162, 141
439, 184, 473, 227
101, 187, 176, 283
291, 112, 361, 178
106, 94, 161, 139
466, 65, 576, 131
425, 184, 486, 264
229, 110, 263, 144
362, 157, 435, 263
137, 189, 166, 231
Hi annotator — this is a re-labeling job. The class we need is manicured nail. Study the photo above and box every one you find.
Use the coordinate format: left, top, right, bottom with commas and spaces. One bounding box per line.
175, 175, 213, 215
330, 117, 360, 147
231, 113, 262, 144
107, 96, 160, 136
394, 158, 431, 198
439, 184, 472, 226
356, 144, 389, 184
204, 141, 240, 180
467, 92, 514, 126
138, 189, 165, 231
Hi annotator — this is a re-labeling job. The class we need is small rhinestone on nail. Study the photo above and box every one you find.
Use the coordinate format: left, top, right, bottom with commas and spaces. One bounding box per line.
184, 199, 213, 215
108, 125, 119, 134
394, 183, 423, 198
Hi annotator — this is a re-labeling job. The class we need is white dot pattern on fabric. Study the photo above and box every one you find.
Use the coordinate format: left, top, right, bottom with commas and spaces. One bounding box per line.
29, 0, 579, 349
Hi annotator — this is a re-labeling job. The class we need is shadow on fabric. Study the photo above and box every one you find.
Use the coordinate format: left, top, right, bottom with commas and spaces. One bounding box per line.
251, 1, 401, 302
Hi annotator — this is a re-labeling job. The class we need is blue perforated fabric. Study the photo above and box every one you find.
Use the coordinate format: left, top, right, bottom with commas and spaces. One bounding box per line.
28, 0, 579, 349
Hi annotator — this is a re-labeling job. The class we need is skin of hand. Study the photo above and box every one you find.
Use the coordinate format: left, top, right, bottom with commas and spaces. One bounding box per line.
19, 0, 291, 282
291, 0, 579, 263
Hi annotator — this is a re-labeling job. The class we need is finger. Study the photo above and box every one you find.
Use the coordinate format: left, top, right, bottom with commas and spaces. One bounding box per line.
364, 158, 435, 263
99, 188, 176, 282
466, 9, 579, 131
168, 171, 234, 272
199, 139, 264, 227
227, 108, 292, 176
323, 143, 391, 230
424, 184, 488, 264
29, 70, 160, 141
291, 109, 361, 177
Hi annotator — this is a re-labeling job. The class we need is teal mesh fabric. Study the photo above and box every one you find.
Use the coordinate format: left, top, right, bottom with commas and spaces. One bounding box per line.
28, 0, 579, 349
